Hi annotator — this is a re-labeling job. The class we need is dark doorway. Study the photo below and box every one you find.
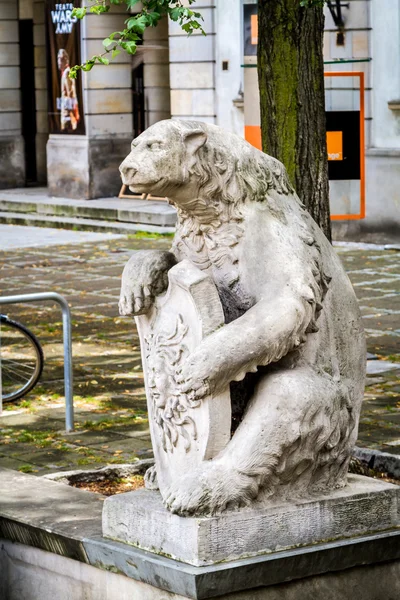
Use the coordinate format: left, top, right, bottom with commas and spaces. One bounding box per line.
132, 63, 145, 137
19, 19, 37, 184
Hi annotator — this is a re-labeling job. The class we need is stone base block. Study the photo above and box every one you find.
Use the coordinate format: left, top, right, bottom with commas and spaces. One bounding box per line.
102, 474, 400, 566
0, 135, 25, 188
47, 135, 131, 199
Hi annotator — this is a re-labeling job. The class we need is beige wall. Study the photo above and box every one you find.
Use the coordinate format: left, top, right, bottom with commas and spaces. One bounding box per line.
81, 5, 133, 138
168, 0, 216, 124
0, 0, 21, 139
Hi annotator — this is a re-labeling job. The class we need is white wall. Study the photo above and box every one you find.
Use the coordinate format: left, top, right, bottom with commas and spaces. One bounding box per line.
370, 0, 400, 149
214, 0, 244, 136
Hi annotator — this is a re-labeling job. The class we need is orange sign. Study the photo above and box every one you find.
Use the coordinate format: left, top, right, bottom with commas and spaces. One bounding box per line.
327, 131, 343, 161
251, 14, 258, 45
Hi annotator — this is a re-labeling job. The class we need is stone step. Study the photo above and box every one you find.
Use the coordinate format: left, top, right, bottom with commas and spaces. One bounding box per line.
0, 188, 177, 228
0, 211, 175, 235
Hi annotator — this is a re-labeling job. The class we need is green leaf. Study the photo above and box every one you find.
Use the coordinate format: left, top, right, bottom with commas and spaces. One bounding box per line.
69, 66, 79, 79
147, 11, 161, 26
120, 40, 137, 55
126, 14, 148, 33
102, 37, 113, 48
98, 56, 110, 65
72, 7, 86, 19
169, 7, 181, 21
89, 4, 110, 14
126, 0, 141, 7
123, 30, 140, 41
111, 48, 121, 59
82, 58, 96, 71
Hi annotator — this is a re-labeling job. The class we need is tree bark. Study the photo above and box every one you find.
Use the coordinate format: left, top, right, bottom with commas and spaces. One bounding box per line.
258, 0, 331, 240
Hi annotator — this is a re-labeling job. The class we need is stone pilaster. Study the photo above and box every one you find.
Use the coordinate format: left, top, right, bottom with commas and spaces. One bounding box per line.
143, 17, 170, 127
0, 0, 25, 188
168, 0, 216, 124
33, 0, 48, 182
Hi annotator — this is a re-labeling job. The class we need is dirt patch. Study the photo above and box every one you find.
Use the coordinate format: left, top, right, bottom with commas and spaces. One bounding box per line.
71, 474, 145, 496
349, 457, 400, 486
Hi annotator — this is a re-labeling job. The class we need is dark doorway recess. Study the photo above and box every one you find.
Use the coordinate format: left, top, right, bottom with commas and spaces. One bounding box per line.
19, 19, 37, 184
132, 62, 145, 137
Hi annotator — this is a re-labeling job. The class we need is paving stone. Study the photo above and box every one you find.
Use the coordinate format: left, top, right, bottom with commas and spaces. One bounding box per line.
0, 455, 36, 471
90, 437, 152, 454
108, 420, 150, 438
59, 430, 132, 446
0, 414, 65, 431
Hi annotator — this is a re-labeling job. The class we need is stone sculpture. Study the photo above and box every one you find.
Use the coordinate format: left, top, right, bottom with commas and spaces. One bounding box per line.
118, 119, 366, 517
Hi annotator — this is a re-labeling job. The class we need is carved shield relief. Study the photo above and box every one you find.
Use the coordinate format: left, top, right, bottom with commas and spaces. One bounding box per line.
135, 260, 231, 495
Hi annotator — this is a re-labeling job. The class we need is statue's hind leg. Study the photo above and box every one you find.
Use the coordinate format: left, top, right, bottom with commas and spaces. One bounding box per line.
164, 366, 358, 516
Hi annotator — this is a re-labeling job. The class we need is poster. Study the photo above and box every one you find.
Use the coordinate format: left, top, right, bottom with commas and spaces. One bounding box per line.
45, 1, 85, 134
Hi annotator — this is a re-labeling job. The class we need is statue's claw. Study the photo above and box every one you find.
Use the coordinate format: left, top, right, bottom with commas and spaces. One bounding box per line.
144, 465, 159, 490
163, 463, 259, 517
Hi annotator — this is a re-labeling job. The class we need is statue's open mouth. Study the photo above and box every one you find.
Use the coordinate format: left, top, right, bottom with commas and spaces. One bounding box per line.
128, 178, 162, 193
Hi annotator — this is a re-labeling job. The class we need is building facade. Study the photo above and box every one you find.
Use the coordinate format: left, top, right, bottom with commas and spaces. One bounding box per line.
0, 0, 399, 235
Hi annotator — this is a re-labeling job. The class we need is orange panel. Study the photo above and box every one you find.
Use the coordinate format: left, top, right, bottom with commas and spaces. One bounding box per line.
251, 14, 258, 45
245, 125, 262, 150
326, 131, 343, 161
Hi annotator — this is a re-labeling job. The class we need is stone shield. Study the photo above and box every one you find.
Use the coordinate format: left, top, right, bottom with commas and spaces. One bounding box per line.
135, 259, 231, 496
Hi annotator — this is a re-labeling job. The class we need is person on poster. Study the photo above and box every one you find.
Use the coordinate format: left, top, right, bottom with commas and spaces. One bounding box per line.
57, 48, 80, 131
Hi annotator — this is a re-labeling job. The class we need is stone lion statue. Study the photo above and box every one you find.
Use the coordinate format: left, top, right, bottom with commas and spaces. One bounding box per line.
119, 119, 366, 516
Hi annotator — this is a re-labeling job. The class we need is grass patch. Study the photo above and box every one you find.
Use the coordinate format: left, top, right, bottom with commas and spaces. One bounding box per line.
12, 429, 57, 447
18, 464, 37, 473
79, 414, 143, 432
127, 231, 174, 240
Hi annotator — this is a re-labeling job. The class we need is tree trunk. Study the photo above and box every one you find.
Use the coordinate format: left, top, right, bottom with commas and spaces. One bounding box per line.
258, 0, 331, 240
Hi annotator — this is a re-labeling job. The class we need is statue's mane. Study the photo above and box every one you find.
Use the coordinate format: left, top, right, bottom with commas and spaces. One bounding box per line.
175, 121, 295, 213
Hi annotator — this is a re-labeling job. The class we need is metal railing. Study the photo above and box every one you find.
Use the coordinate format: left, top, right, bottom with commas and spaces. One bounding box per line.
0, 292, 74, 432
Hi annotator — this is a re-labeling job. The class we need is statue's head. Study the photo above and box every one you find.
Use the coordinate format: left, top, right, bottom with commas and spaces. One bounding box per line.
119, 120, 208, 202
120, 119, 293, 211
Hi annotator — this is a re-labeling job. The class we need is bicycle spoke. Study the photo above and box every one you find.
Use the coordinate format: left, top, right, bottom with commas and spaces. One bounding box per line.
2, 362, 33, 382
1, 357, 35, 372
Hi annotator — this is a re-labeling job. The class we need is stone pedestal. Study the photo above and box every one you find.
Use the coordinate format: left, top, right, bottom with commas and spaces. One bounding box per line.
47, 136, 131, 199
102, 474, 400, 567
0, 135, 25, 189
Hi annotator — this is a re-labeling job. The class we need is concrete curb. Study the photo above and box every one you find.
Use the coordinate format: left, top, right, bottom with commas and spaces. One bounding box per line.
42, 459, 154, 485
353, 446, 400, 479
0, 211, 175, 235
334, 241, 400, 251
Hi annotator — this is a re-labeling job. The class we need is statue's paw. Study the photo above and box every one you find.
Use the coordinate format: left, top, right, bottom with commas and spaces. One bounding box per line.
144, 465, 159, 490
119, 250, 177, 316
163, 463, 259, 517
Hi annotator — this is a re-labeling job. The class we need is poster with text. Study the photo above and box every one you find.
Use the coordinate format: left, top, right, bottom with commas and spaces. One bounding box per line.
45, 1, 85, 134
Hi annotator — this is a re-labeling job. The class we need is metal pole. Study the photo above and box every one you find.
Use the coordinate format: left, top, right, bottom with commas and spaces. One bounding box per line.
0, 292, 74, 432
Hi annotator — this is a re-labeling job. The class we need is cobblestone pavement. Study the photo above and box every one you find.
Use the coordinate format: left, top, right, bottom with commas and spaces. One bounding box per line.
0, 232, 399, 476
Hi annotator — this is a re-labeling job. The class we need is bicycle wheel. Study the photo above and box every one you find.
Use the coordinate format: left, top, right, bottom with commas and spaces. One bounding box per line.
0, 315, 44, 403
